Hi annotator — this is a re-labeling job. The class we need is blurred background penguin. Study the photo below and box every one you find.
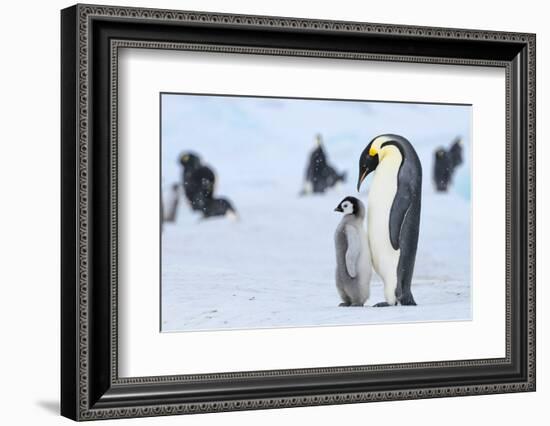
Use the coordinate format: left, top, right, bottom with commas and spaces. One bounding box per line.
300, 134, 346, 195
433, 137, 463, 192
178, 151, 237, 220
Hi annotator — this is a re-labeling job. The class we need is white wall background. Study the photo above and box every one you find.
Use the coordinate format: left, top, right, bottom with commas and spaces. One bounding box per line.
0, 0, 546, 424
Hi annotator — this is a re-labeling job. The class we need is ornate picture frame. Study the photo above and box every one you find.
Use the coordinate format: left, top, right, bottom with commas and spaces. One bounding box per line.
61, 3, 535, 421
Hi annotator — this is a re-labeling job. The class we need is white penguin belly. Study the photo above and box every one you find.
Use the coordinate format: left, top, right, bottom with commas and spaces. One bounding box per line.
367, 160, 400, 296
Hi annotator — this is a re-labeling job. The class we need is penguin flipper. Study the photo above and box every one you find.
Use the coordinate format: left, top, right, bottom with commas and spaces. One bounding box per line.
387, 137, 422, 251
344, 225, 361, 278
389, 182, 416, 251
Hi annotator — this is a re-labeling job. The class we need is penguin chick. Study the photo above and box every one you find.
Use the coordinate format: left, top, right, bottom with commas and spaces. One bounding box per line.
334, 196, 372, 307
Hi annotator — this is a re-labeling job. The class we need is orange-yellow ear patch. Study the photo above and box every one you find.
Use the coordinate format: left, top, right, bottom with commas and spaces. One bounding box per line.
369, 147, 378, 157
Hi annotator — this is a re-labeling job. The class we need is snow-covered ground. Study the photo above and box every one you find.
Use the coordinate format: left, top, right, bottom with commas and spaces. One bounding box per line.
161, 95, 471, 332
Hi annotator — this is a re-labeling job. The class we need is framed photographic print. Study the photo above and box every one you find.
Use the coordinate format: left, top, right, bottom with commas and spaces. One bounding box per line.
61, 3, 536, 421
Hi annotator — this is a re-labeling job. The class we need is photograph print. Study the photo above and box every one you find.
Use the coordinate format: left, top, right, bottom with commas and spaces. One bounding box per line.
160, 93, 471, 332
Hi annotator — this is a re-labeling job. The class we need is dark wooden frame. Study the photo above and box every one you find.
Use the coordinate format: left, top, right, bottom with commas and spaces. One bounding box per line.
61, 3, 536, 421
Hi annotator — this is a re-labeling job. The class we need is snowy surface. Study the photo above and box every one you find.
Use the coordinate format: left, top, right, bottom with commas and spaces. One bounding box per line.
161, 95, 471, 332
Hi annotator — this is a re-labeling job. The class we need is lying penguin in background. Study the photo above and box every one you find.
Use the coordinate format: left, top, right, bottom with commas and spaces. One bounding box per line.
301, 134, 346, 195
179, 152, 238, 220
357, 134, 422, 307
201, 197, 238, 220
179, 152, 216, 211
334, 196, 372, 307
433, 137, 463, 192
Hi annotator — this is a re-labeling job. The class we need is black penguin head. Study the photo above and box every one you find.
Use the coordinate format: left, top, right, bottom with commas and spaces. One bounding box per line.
357, 134, 409, 191
357, 140, 379, 191
334, 196, 364, 217
435, 148, 447, 158
179, 152, 201, 168
311, 134, 327, 165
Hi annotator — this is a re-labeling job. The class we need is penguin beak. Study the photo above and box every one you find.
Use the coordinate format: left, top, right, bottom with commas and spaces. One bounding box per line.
357, 149, 379, 191
334, 205, 343, 212
357, 169, 368, 192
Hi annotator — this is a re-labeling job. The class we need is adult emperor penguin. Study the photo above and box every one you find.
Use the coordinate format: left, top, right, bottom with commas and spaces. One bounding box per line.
301, 134, 347, 195
357, 134, 422, 306
179, 152, 216, 212
334, 196, 372, 306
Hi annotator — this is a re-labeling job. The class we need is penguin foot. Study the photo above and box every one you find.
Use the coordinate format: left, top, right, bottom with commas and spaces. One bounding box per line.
399, 293, 417, 306
350, 303, 364, 307
373, 302, 391, 307
338, 302, 351, 307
